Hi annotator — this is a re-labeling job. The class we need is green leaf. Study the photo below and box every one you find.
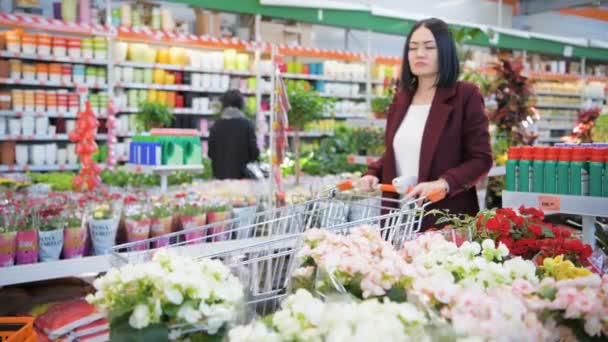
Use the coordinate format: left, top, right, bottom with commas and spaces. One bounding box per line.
541, 225, 555, 238
386, 285, 408, 303
538, 287, 557, 300
110, 319, 169, 342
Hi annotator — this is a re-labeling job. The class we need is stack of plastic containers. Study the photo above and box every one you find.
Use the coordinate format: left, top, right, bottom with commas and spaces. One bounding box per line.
505, 144, 608, 197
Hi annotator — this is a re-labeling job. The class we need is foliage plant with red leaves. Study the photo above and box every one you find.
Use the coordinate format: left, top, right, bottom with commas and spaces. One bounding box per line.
430, 206, 593, 267
487, 57, 539, 146
564, 107, 601, 143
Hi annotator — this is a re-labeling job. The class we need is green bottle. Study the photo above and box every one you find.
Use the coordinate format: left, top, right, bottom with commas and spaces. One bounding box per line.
544, 147, 559, 194
569, 146, 590, 196
518, 146, 534, 192
532, 146, 546, 193
557, 146, 572, 195
506, 146, 521, 191
589, 147, 604, 197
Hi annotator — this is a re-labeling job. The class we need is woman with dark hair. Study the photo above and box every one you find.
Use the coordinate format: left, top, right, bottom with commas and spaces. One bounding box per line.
360, 18, 492, 229
208, 89, 260, 179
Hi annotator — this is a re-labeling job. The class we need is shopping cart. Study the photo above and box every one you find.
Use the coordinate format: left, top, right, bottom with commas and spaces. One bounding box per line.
111, 179, 434, 314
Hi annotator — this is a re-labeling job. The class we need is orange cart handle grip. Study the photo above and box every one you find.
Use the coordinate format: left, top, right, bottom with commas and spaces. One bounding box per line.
335, 180, 400, 194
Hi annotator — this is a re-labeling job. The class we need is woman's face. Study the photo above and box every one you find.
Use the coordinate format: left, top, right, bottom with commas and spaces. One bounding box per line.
408, 26, 439, 79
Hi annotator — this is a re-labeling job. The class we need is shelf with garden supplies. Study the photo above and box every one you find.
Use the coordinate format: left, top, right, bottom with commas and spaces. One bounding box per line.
318, 92, 367, 100
535, 103, 582, 110
0, 78, 108, 90
114, 81, 263, 95
0, 110, 79, 118
502, 191, 608, 246
115, 61, 258, 77
0, 134, 107, 141
346, 118, 387, 129
0, 163, 80, 172
280, 72, 371, 84
119, 107, 215, 116
0, 50, 107, 65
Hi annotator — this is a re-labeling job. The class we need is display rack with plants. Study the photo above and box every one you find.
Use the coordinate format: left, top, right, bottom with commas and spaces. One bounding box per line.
134, 102, 174, 132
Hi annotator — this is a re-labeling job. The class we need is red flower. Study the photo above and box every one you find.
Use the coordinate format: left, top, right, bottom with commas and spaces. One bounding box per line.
175, 192, 186, 199
551, 226, 573, 238
486, 217, 500, 231
498, 237, 514, 249
563, 239, 584, 253
518, 206, 545, 222
124, 196, 138, 205
581, 245, 593, 259
528, 225, 543, 238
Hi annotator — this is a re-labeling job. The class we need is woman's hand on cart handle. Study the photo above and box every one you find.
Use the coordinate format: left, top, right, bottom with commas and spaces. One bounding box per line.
355, 175, 379, 192
405, 179, 448, 203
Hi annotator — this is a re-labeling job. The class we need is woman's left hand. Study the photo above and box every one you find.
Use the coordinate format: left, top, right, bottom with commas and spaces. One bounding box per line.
406, 179, 449, 203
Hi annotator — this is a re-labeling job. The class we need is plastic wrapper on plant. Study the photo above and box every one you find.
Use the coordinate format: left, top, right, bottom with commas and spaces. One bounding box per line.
123, 196, 152, 252
86, 196, 123, 256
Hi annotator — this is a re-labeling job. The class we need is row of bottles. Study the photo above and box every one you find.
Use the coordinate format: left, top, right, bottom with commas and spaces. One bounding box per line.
505, 144, 608, 197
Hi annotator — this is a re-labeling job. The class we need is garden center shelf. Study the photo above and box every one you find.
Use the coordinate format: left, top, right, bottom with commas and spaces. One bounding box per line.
535, 103, 582, 110
502, 191, 608, 247
0, 134, 107, 141
346, 118, 386, 129
0, 235, 296, 287
0, 51, 107, 65
119, 107, 214, 116
0, 110, 79, 118
534, 91, 583, 97
125, 163, 205, 192
114, 82, 260, 95
0, 163, 80, 172
318, 93, 367, 100
0, 78, 107, 90
116, 61, 257, 77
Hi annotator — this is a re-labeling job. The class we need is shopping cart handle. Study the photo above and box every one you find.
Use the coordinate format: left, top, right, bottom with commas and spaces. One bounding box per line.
335, 180, 400, 194
427, 189, 446, 202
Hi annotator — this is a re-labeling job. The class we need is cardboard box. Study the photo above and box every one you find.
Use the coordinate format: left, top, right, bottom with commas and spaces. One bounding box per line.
260, 21, 313, 46
194, 8, 220, 36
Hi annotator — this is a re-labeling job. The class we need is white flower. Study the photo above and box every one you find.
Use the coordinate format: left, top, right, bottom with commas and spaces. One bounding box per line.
481, 239, 495, 251
460, 241, 481, 256
168, 329, 182, 340
128, 304, 150, 329
177, 304, 202, 324
228, 322, 281, 342
164, 287, 184, 305
497, 242, 509, 257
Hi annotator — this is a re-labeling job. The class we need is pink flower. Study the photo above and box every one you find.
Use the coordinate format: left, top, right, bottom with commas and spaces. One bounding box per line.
361, 276, 385, 298
570, 289, 601, 316
512, 279, 536, 296
553, 287, 578, 309
584, 315, 603, 337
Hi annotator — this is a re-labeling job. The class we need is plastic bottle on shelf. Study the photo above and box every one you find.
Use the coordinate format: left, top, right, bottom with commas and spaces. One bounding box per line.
532, 146, 546, 193
505, 146, 520, 191
570, 145, 590, 196
589, 146, 604, 197
518, 146, 534, 192
556, 145, 572, 195
544, 147, 559, 194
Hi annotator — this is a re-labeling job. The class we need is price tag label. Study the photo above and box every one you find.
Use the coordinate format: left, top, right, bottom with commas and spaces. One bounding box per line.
538, 195, 561, 212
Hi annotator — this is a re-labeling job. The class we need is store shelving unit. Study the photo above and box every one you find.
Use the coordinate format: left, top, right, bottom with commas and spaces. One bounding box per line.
125, 163, 205, 192
0, 163, 80, 172
503, 191, 608, 246
0, 134, 107, 141
0, 110, 80, 118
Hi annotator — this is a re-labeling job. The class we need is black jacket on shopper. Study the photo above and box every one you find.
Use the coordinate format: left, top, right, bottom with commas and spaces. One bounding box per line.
208, 107, 260, 179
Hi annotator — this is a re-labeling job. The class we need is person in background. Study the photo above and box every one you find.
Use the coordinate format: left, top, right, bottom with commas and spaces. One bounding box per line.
360, 17, 492, 230
208, 89, 260, 179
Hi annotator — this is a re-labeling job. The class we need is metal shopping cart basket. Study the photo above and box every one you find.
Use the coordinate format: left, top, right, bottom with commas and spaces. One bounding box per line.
111, 179, 434, 314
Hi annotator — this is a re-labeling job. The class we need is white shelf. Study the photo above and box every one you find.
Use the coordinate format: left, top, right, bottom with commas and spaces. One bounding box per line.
536, 103, 581, 110
0, 50, 107, 65
487, 165, 506, 177
502, 191, 608, 246
281, 72, 367, 83
0, 163, 80, 172
539, 115, 576, 121
534, 91, 582, 97
0, 134, 107, 141
115, 82, 260, 95
0, 110, 79, 118
116, 61, 256, 77
0, 78, 107, 89
318, 93, 366, 100
346, 118, 386, 128
333, 113, 368, 119
119, 107, 215, 116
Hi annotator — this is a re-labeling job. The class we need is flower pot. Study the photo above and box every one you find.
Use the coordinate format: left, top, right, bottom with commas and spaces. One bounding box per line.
35, 117, 49, 136
31, 145, 46, 166
232, 206, 258, 240
45, 143, 57, 165
16, 229, 38, 265
39, 228, 64, 262
57, 148, 67, 165
8, 118, 21, 135
88, 217, 119, 255
125, 218, 151, 251
21, 116, 34, 136
207, 211, 231, 242
63, 225, 88, 259
0, 231, 17, 267
181, 215, 206, 245
150, 216, 172, 248
15, 145, 29, 165
1, 141, 15, 164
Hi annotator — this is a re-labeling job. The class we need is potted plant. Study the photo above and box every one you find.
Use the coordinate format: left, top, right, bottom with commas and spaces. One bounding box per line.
287, 85, 334, 185
149, 198, 174, 249
15, 209, 39, 265
178, 200, 206, 245
88, 200, 122, 256
0, 212, 17, 267
123, 196, 151, 252
134, 101, 174, 132
206, 202, 232, 242
37, 204, 66, 262
371, 95, 392, 119
62, 205, 88, 259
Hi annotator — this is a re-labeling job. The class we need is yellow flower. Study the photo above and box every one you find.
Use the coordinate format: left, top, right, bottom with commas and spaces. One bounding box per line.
541, 255, 592, 281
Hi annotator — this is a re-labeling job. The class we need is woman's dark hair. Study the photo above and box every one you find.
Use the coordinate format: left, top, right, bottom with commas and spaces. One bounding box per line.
221, 89, 244, 109
400, 18, 459, 91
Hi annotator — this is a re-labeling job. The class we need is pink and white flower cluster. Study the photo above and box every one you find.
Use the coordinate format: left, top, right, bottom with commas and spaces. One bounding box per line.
295, 226, 417, 298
